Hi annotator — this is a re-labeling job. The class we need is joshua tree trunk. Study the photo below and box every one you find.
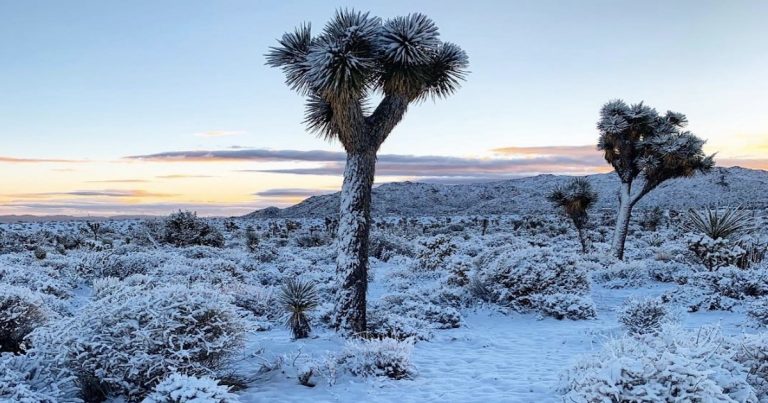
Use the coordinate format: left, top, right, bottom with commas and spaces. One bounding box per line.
611, 182, 633, 260
577, 228, 588, 254
334, 150, 377, 334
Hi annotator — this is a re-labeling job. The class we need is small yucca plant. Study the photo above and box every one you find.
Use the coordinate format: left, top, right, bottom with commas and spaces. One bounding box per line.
686, 206, 752, 240
279, 278, 318, 339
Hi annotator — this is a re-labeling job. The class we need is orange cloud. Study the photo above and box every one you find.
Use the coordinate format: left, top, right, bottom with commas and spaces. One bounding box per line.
0, 156, 84, 163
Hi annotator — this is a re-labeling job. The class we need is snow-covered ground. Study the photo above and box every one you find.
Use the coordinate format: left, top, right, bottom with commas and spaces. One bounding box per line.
1, 209, 766, 402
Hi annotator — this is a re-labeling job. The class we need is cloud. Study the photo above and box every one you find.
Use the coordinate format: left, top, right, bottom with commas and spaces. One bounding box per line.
1, 200, 258, 217
254, 188, 335, 198
125, 149, 346, 163
0, 156, 84, 164
11, 189, 178, 199
492, 145, 599, 157
716, 158, 768, 170
194, 130, 246, 138
86, 179, 149, 183
156, 174, 218, 179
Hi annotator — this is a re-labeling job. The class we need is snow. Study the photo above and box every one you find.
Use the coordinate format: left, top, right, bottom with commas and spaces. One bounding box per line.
0, 196, 766, 402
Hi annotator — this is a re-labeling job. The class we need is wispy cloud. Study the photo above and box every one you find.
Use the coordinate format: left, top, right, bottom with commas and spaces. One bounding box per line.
86, 179, 149, 183
1, 200, 257, 217
0, 156, 84, 164
254, 188, 335, 198
11, 189, 178, 199
194, 130, 246, 138
156, 174, 218, 179
125, 149, 345, 162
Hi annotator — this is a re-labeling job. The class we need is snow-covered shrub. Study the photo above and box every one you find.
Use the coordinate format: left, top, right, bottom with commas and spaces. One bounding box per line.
338, 337, 415, 380
0, 353, 81, 403
0, 284, 48, 353
474, 247, 591, 310
747, 298, 768, 327
30, 284, 245, 400
369, 232, 413, 262
688, 235, 746, 271
617, 297, 674, 335
733, 332, 768, 400
647, 260, 691, 284
142, 373, 239, 403
694, 266, 768, 300
416, 235, 457, 270
79, 250, 167, 280
532, 293, 596, 320
592, 260, 650, 288
163, 211, 224, 248
559, 326, 756, 402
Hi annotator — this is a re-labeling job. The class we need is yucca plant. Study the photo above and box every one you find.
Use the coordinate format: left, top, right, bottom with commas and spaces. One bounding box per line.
686, 206, 752, 240
547, 177, 597, 253
279, 278, 319, 339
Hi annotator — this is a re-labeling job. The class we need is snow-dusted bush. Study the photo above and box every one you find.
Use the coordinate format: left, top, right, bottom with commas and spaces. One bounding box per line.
369, 232, 413, 262
693, 266, 768, 300
532, 293, 596, 320
688, 235, 746, 271
79, 250, 167, 280
647, 260, 691, 284
733, 332, 768, 400
559, 326, 756, 402
416, 235, 458, 270
747, 297, 768, 326
617, 297, 675, 335
163, 211, 224, 248
338, 337, 415, 380
30, 283, 245, 400
368, 292, 462, 340
0, 353, 81, 403
475, 247, 591, 311
142, 373, 239, 403
0, 284, 48, 353
592, 260, 650, 288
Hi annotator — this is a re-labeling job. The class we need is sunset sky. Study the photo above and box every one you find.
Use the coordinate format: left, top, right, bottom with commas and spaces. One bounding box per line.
1, 0, 766, 216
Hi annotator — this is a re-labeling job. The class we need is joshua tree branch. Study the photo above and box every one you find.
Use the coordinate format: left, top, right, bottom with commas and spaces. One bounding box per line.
366, 94, 410, 149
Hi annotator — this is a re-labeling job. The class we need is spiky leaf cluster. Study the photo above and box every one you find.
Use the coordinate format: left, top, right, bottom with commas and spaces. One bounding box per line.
686, 206, 753, 240
278, 278, 319, 339
547, 177, 597, 229
266, 9, 469, 145
596, 100, 714, 187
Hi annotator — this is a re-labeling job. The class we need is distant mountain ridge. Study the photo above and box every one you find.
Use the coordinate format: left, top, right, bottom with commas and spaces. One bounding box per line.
244, 167, 768, 219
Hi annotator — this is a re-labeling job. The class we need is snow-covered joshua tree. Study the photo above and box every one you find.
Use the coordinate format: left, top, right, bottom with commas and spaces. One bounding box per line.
597, 100, 714, 260
266, 10, 469, 334
548, 177, 597, 253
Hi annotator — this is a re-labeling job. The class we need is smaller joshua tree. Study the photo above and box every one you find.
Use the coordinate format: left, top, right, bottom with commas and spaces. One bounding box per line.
548, 177, 597, 253
597, 100, 714, 260
279, 278, 319, 339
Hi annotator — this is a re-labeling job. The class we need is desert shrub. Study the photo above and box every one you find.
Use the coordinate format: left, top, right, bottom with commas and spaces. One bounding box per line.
29, 284, 245, 400
163, 211, 224, 248
688, 235, 746, 271
475, 247, 591, 311
278, 278, 318, 339
733, 332, 768, 400
617, 297, 675, 335
142, 373, 239, 403
385, 292, 460, 327
532, 293, 596, 320
294, 232, 330, 248
369, 233, 413, 262
647, 261, 691, 284
640, 207, 664, 231
79, 250, 167, 280
0, 353, 81, 403
747, 298, 768, 326
592, 260, 650, 288
559, 326, 756, 402
416, 235, 457, 270
694, 266, 768, 300
338, 337, 415, 380
244, 227, 259, 252
0, 284, 48, 353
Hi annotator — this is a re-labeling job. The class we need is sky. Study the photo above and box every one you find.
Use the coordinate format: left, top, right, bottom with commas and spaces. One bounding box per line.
1, 0, 766, 216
